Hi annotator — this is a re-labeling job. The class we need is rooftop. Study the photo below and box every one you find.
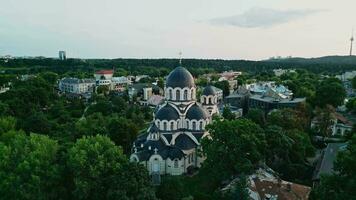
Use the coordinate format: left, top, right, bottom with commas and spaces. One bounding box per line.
95, 69, 114, 75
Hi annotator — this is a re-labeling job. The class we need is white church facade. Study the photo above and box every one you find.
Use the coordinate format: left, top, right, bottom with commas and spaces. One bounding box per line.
130, 66, 219, 176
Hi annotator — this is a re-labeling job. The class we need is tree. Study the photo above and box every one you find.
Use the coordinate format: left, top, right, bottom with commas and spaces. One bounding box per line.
67, 135, 156, 200
39, 72, 58, 85
245, 108, 266, 127
157, 176, 186, 200
312, 106, 336, 137
0, 116, 16, 134
315, 79, 346, 107
202, 119, 266, 180
0, 133, 62, 200
312, 135, 356, 200
75, 113, 108, 137
219, 176, 249, 200
266, 108, 306, 131
214, 80, 230, 97
352, 76, 356, 89
96, 85, 110, 95
222, 105, 235, 120
107, 117, 139, 154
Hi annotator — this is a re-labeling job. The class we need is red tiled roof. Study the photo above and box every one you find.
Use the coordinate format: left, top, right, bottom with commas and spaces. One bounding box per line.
95, 70, 114, 75
252, 178, 311, 200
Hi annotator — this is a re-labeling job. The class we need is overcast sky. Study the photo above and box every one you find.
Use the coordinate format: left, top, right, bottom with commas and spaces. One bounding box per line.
0, 0, 355, 60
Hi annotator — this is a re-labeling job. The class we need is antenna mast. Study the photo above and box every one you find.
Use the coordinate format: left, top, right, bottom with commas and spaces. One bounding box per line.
179, 51, 182, 66
350, 29, 354, 56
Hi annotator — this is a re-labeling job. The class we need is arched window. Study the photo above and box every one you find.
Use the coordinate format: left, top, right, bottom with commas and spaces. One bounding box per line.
170, 121, 174, 130
186, 121, 189, 129
199, 121, 203, 130
209, 97, 212, 104
163, 122, 167, 131
184, 90, 188, 100
157, 121, 160, 129
174, 159, 179, 168
169, 89, 173, 99
176, 90, 180, 100
192, 121, 196, 130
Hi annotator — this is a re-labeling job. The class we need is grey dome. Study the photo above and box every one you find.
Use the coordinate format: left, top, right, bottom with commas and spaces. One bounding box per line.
202, 85, 216, 96
186, 104, 209, 120
155, 104, 179, 120
166, 67, 195, 88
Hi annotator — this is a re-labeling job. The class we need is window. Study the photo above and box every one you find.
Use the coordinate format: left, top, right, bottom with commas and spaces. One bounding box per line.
209, 97, 212, 104
186, 121, 189, 129
176, 90, 180, 100
163, 122, 167, 131
157, 121, 160, 129
174, 159, 179, 168
170, 121, 174, 130
169, 89, 173, 99
192, 121, 196, 130
184, 90, 188, 100
199, 121, 203, 130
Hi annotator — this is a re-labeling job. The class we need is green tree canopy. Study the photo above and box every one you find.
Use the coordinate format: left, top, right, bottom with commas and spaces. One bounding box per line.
67, 135, 156, 200
315, 78, 346, 108
202, 119, 266, 180
0, 133, 61, 200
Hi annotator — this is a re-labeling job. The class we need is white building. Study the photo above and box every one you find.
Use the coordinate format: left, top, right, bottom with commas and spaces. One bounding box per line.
112, 76, 131, 91
58, 78, 95, 94
130, 66, 218, 177
95, 70, 114, 86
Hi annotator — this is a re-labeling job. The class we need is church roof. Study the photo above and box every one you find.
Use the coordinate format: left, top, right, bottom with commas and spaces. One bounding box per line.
186, 103, 209, 120
160, 147, 185, 159
166, 66, 195, 88
174, 134, 197, 150
155, 104, 180, 120
202, 85, 216, 96
148, 123, 159, 133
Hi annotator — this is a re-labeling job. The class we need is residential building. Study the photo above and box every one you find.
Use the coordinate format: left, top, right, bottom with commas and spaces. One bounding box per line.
58, 78, 95, 94
112, 76, 130, 92
95, 69, 114, 86
226, 82, 305, 114
311, 112, 353, 136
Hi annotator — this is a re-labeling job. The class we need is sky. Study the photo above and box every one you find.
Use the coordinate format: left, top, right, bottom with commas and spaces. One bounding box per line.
0, 0, 356, 60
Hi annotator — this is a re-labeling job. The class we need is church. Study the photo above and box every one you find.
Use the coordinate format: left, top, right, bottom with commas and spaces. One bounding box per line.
130, 66, 219, 176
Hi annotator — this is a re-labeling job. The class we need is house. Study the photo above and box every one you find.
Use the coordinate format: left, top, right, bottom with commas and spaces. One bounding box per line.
311, 112, 353, 137
223, 168, 311, 200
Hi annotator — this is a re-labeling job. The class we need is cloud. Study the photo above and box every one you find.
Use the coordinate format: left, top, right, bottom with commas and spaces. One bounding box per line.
209, 7, 322, 28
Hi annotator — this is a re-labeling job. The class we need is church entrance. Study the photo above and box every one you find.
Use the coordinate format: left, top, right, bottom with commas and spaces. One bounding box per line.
152, 158, 160, 173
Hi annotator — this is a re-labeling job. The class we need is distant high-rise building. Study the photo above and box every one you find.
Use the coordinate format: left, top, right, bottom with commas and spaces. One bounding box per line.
59, 51, 66, 60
